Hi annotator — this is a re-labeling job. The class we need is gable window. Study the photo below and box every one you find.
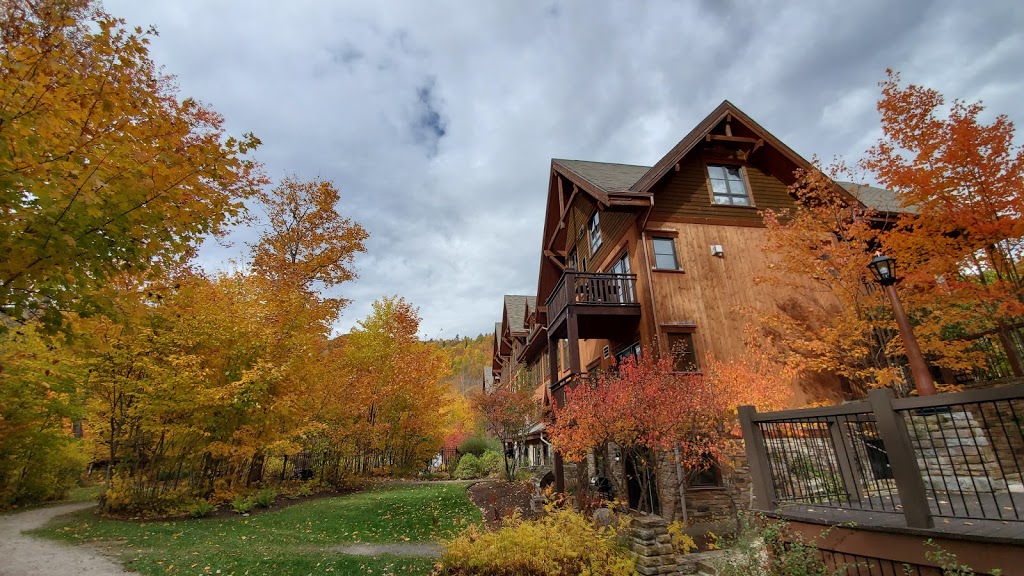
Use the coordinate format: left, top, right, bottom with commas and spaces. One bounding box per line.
652, 237, 679, 270
707, 165, 750, 206
666, 332, 698, 372
588, 211, 602, 253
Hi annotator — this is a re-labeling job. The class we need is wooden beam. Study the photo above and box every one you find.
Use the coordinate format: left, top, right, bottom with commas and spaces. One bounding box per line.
557, 175, 565, 216
563, 185, 578, 218
674, 163, 681, 172
707, 134, 759, 145
544, 250, 566, 270
725, 122, 733, 137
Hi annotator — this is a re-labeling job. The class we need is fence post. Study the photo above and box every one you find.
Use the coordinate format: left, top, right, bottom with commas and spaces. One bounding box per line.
828, 420, 863, 505
738, 405, 776, 511
868, 388, 933, 529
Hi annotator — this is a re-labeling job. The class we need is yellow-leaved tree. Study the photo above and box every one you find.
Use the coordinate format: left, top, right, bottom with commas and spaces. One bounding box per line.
0, 0, 265, 333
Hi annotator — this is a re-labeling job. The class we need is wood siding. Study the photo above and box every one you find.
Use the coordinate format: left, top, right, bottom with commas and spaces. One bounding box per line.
644, 222, 841, 405
650, 150, 798, 223
562, 193, 634, 274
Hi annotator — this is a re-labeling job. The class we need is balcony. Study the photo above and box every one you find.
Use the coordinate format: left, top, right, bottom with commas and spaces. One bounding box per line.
545, 271, 641, 339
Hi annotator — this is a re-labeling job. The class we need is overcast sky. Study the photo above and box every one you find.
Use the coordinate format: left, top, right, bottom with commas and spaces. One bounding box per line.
105, 0, 1024, 339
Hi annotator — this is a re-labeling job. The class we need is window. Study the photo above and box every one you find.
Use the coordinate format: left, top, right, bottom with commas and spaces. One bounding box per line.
608, 252, 630, 275
688, 455, 722, 488
652, 237, 679, 270
604, 252, 634, 302
588, 211, 602, 253
707, 164, 750, 206
567, 247, 578, 270
666, 332, 698, 372
615, 342, 641, 366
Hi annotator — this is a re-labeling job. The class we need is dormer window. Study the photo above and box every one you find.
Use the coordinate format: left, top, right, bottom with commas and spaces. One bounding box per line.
588, 211, 602, 253
707, 165, 751, 206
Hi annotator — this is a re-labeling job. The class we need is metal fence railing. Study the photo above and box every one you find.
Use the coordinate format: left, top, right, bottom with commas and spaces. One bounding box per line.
740, 385, 1024, 529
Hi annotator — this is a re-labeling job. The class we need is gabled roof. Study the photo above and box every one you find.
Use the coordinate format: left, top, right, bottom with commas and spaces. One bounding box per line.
554, 159, 651, 192
503, 295, 533, 336
838, 181, 915, 214
627, 100, 861, 208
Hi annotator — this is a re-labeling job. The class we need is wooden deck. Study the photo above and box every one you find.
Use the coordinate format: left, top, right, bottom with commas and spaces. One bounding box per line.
773, 501, 1024, 544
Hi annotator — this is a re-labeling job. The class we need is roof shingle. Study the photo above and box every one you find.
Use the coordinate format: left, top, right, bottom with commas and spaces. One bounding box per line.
555, 159, 651, 192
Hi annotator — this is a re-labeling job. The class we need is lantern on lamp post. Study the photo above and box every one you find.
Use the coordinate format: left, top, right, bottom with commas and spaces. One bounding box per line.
867, 254, 937, 396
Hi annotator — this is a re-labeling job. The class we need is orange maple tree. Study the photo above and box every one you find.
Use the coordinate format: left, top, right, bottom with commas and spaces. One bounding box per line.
866, 70, 1024, 376
547, 351, 790, 513
471, 384, 536, 482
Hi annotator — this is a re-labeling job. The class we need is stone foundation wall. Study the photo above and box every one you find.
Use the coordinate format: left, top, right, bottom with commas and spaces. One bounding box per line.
629, 515, 697, 575
604, 444, 749, 522
904, 407, 1023, 494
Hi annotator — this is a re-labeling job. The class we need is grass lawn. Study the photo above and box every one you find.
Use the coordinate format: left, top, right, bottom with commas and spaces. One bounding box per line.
33, 481, 481, 576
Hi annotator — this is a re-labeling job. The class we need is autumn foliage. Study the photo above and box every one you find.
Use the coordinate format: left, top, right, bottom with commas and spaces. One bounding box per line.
471, 383, 536, 481
760, 70, 1024, 393
0, 0, 265, 334
548, 351, 790, 512
0, 1, 468, 513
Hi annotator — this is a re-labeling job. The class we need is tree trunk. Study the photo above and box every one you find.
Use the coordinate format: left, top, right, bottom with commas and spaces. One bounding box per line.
997, 321, 1024, 377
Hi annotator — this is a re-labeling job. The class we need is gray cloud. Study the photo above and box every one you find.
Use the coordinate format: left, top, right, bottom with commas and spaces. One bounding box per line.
105, 0, 1024, 338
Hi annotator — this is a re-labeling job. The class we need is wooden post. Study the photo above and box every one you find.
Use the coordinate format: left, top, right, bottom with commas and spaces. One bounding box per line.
567, 310, 581, 375
548, 337, 565, 494
738, 406, 776, 511
868, 389, 933, 528
828, 420, 863, 505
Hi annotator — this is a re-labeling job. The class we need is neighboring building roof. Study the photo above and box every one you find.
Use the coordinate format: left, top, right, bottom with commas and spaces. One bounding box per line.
503, 294, 533, 334
554, 159, 652, 192
837, 181, 916, 214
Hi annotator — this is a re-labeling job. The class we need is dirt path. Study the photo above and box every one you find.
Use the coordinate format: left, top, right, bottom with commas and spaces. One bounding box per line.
0, 502, 137, 576
328, 542, 443, 557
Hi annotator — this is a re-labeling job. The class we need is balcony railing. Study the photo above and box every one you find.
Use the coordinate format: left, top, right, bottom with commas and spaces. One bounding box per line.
739, 385, 1024, 532
546, 271, 638, 322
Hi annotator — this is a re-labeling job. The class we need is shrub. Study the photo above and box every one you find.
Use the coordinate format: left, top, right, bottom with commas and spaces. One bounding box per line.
1, 440, 89, 508
478, 450, 503, 477
452, 453, 482, 479
457, 436, 497, 457
711, 515, 846, 576
439, 506, 634, 576
231, 495, 255, 514
100, 474, 192, 517
667, 520, 698, 555
254, 488, 277, 508
283, 481, 316, 500
188, 499, 217, 518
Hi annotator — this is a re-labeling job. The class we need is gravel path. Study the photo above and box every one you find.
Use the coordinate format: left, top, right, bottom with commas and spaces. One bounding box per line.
0, 502, 137, 576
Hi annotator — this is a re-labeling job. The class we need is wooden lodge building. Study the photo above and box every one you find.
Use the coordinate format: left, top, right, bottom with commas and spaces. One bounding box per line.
489, 100, 899, 521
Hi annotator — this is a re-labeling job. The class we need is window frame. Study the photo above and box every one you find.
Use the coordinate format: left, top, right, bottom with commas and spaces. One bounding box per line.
651, 236, 680, 271
614, 341, 642, 367
664, 328, 699, 373
705, 163, 754, 207
687, 455, 724, 489
588, 211, 602, 254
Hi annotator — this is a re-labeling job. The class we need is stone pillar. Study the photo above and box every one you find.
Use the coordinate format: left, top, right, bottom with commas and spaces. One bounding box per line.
629, 515, 696, 575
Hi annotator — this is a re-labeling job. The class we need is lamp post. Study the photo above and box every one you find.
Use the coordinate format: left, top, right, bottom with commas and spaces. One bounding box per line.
867, 254, 937, 396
